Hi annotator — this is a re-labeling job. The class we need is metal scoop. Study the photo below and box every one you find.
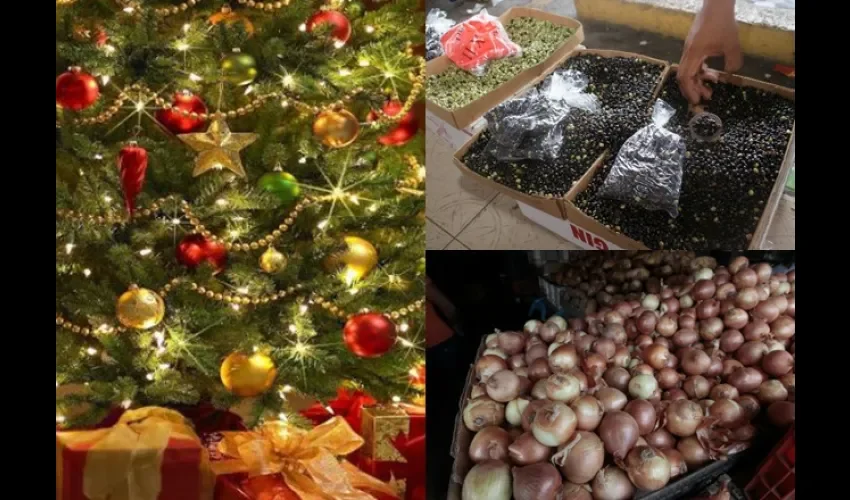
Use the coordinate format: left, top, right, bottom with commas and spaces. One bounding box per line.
688, 105, 723, 142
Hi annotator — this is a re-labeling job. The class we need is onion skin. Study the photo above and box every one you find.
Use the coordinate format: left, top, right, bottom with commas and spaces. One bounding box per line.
656, 314, 679, 337
531, 379, 548, 400
532, 402, 578, 447
679, 314, 696, 330
663, 388, 688, 401
486, 370, 522, 402
753, 263, 772, 283
506, 398, 531, 426
625, 446, 671, 491
715, 282, 737, 300
709, 399, 744, 428
677, 437, 710, 469
593, 339, 617, 360
476, 355, 507, 382
559, 483, 592, 500
662, 449, 687, 478
549, 345, 580, 373
699, 317, 724, 342
512, 462, 562, 500
637, 311, 657, 334
539, 322, 561, 343
722, 359, 744, 378
736, 341, 769, 367
763, 350, 794, 377
571, 396, 605, 431
644, 344, 672, 370
598, 411, 640, 459
735, 287, 759, 311
711, 384, 740, 401
545, 374, 582, 403
509, 432, 553, 465
767, 401, 795, 428
666, 400, 704, 437
464, 398, 506, 431
696, 300, 720, 320
469, 426, 513, 463
646, 429, 676, 449
498, 332, 526, 355
597, 387, 628, 412
757, 380, 789, 404
734, 269, 758, 289
462, 460, 512, 500
728, 368, 764, 393
529, 358, 553, 381
657, 368, 683, 390
720, 330, 745, 353
673, 328, 698, 348
681, 348, 711, 376
770, 316, 795, 340
591, 466, 634, 500
612, 346, 631, 368
692, 280, 716, 300
509, 354, 527, 370
521, 400, 547, 431
552, 431, 605, 485
525, 320, 542, 334
603, 367, 631, 392
753, 301, 780, 323
723, 308, 749, 329
625, 400, 657, 435
526, 344, 549, 365
729, 256, 749, 274
602, 324, 627, 345
683, 375, 711, 399
629, 374, 659, 400
737, 394, 761, 420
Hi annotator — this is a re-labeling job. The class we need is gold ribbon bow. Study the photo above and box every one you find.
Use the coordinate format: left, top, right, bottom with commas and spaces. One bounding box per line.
214, 416, 398, 500
58, 406, 214, 500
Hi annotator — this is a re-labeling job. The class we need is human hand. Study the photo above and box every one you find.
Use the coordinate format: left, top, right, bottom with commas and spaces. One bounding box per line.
678, 0, 743, 105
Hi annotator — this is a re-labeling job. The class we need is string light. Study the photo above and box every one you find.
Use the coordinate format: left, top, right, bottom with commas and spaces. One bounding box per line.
56, 414, 67, 424
299, 304, 309, 315
86, 347, 98, 356
398, 337, 414, 348
298, 157, 307, 164
333, 40, 345, 49
65, 243, 75, 254
365, 25, 375, 34
82, 268, 92, 277
298, 23, 307, 32
288, 324, 297, 334
176, 41, 190, 52
339, 68, 352, 77
139, 248, 153, 256
146, 373, 155, 381
189, 73, 203, 82
392, 396, 401, 404
278, 413, 288, 421
316, 219, 329, 230
101, 75, 111, 85
399, 322, 410, 333
121, 399, 133, 409
358, 59, 370, 67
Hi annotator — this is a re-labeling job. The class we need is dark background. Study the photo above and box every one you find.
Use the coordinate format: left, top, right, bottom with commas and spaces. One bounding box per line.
425, 250, 794, 500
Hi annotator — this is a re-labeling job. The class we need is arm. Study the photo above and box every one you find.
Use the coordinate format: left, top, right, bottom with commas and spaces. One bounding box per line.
677, 0, 743, 105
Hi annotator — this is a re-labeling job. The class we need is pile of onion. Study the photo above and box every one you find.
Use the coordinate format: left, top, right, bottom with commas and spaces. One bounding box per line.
460, 255, 795, 500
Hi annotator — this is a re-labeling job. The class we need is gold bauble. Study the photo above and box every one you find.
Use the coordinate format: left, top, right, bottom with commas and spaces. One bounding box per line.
313, 109, 360, 148
259, 247, 287, 273
116, 285, 165, 330
335, 236, 378, 282
220, 352, 277, 397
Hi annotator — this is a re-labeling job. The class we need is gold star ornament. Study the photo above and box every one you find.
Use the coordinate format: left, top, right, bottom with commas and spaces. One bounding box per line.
178, 118, 258, 178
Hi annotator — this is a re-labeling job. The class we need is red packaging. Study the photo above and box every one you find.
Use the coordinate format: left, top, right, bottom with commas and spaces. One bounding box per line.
440, 9, 521, 75
356, 405, 425, 500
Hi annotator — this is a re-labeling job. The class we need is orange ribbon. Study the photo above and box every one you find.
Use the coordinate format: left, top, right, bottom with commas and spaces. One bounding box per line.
213, 416, 398, 500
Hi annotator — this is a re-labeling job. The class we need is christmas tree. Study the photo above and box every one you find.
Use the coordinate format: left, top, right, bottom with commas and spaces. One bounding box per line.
56, 0, 425, 429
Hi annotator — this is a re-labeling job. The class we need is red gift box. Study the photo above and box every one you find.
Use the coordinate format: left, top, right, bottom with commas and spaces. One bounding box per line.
356, 405, 425, 500
300, 388, 376, 434
56, 407, 214, 500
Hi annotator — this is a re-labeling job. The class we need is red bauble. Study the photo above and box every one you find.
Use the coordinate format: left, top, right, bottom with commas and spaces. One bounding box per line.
368, 100, 419, 146
117, 143, 149, 217
177, 234, 228, 273
305, 10, 352, 44
56, 67, 100, 111
343, 313, 397, 358
156, 91, 208, 134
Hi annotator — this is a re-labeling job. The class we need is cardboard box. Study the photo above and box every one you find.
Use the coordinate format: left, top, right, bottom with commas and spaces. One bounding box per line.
518, 201, 628, 250
426, 109, 487, 152
452, 49, 670, 221
562, 67, 796, 250
427, 7, 584, 130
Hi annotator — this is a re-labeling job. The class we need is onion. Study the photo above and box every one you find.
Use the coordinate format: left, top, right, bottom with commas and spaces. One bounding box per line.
531, 379, 549, 400
683, 375, 711, 399
736, 341, 768, 366
506, 398, 531, 426
548, 315, 568, 331
779, 373, 795, 393
672, 328, 697, 348
696, 299, 720, 320
734, 268, 758, 289
568, 318, 587, 332
464, 398, 505, 431
719, 329, 745, 353
728, 367, 764, 393
662, 449, 687, 478
708, 399, 744, 428
711, 384, 739, 400
583, 353, 607, 378
756, 284, 770, 301
753, 263, 772, 283
483, 348, 508, 360
635, 335, 653, 350
629, 374, 658, 400
770, 316, 795, 340
508, 354, 527, 370
512, 462, 562, 500
646, 428, 676, 449
526, 343, 548, 366
575, 334, 596, 353
692, 280, 717, 301
532, 402, 578, 447
734, 424, 757, 441
593, 338, 617, 360
555, 331, 574, 345
644, 344, 672, 370
752, 301, 779, 323
469, 426, 512, 463
625, 400, 657, 435
552, 431, 605, 485
599, 411, 640, 459
539, 322, 560, 343
657, 368, 683, 389
786, 295, 795, 317
677, 437, 710, 468
486, 370, 521, 402
737, 394, 761, 420
612, 346, 631, 368
569, 369, 589, 393
641, 294, 660, 311
699, 317, 724, 341
631, 363, 655, 377
656, 314, 678, 337
596, 387, 628, 412
679, 294, 694, 309
527, 336, 544, 348
529, 358, 552, 381
722, 308, 747, 330
762, 350, 794, 377
462, 460, 512, 500
743, 320, 770, 342
591, 466, 634, 500
679, 314, 696, 330
545, 374, 582, 403
570, 396, 604, 431
660, 297, 681, 315
601, 324, 627, 344
729, 256, 749, 274
706, 354, 724, 377
693, 268, 714, 281
666, 400, 703, 437
521, 400, 547, 431
603, 367, 631, 392
498, 332, 526, 355
558, 483, 592, 500
509, 432, 553, 465
719, 298, 736, 315
758, 380, 788, 404
524, 320, 542, 334
514, 367, 530, 379
476, 356, 507, 382
625, 445, 671, 491
614, 302, 634, 317
624, 319, 639, 339
735, 287, 759, 311
770, 295, 789, 315
681, 349, 711, 375
603, 311, 625, 326
486, 333, 500, 349
767, 401, 795, 427
715, 282, 737, 300
549, 345, 580, 373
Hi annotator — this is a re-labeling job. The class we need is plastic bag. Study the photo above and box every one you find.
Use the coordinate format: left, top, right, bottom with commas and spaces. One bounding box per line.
598, 99, 686, 217
426, 9, 455, 60
483, 70, 600, 161
440, 9, 522, 75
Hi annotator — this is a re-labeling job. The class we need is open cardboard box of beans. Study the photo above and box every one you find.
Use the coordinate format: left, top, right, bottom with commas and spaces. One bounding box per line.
453, 48, 670, 220
454, 55, 795, 250
427, 7, 585, 130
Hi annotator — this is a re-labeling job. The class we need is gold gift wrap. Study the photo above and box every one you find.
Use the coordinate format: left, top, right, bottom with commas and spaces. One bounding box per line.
360, 406, 410, 462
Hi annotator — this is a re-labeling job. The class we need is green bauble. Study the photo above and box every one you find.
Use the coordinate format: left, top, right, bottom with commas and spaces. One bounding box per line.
258, 171, 301, 205
356, 150, 378, 168
221, 50, 257, 86
345, 1, 365, 18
